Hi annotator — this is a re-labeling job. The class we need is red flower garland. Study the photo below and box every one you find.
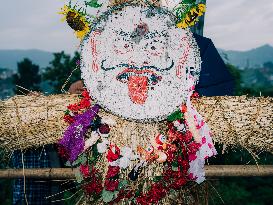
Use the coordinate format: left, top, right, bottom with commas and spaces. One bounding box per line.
64, 89, 92, 124
82, 166, 103, 195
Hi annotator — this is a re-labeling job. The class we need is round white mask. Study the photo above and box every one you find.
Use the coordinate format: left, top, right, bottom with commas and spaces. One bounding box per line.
81, 4, 201, 121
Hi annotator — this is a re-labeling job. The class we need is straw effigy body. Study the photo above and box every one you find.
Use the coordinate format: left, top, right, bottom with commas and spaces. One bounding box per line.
0, 95, 272, 154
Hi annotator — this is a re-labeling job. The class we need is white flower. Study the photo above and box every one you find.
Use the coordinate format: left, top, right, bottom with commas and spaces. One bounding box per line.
84, 132, 100, 150
101, 116, 116, 126
161, 0, 181, 10
97, 138, 109, 153
108, 147, 139, 169
109, 159, 120, 167
119, 157, 131, 169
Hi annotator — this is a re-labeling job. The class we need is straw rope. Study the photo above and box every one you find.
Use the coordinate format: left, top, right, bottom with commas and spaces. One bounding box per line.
0, 95, 272, 154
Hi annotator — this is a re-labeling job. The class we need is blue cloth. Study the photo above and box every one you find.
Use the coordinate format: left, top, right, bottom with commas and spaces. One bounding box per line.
11, 147, 51, 205
194, 34, 235, 96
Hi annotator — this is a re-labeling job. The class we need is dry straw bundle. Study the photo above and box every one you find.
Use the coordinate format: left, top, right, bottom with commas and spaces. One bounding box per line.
0, 95, 272, 154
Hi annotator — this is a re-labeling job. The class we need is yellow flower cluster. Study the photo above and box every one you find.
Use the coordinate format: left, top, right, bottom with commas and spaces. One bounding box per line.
59, 5, 90, 40
177, 4, 206, 29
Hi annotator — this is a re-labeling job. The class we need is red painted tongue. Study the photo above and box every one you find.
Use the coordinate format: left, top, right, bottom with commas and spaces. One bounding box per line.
128, 76, 148, 104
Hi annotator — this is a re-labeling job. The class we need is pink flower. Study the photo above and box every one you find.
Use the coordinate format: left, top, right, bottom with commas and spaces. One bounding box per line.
188, 173, 197, 180
202, 137, 206, 144
189, 153, 197, 161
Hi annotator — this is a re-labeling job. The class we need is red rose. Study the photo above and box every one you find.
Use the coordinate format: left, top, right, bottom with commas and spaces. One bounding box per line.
188, 142, 201, 154
188, 153, 197, 161
172, 178, 187, 189
180, 131, 193, 143
81, 90, 90, 98
180, 104, 187, 113
106, 166, 120, 178
168, 128, 178, 142
136, 196, 148, 205
80, 164, 90, 178
67, 104, 80, 111
166, 149, 175, 162
83, 179, 103, 194
106, 144, 120, 162
191, 91, 200, 98
181, 160, 189, 169
79, 98, 91, 109
63, 114, 75, 124
104, 179, 119, 191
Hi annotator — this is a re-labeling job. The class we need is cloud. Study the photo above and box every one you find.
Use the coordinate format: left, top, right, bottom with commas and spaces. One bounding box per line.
0, 0, 272, 52
204, 0, 273, 51
0, 0, 78, 53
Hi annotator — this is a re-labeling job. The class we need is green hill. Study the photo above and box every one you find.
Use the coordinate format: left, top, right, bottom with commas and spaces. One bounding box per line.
218, 44, 273, 69
0, 49, 53, 71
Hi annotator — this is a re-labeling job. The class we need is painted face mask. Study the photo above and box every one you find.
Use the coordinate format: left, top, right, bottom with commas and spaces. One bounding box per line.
81, 4, 201, 121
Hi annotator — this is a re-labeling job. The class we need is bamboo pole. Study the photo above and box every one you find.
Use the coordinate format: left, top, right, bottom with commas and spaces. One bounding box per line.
0, 165, 272, 179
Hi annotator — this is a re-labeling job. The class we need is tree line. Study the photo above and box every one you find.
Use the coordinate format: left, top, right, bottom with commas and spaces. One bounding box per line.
13, 51, 273, 97
13, 51, 81, 95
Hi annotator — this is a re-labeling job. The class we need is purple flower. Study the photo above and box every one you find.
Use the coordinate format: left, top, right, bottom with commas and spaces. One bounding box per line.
59, 104, 99, 162
76, 59, 81, 66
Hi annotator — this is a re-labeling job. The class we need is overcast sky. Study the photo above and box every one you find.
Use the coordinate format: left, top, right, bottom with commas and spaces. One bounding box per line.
0, 0, 272, 53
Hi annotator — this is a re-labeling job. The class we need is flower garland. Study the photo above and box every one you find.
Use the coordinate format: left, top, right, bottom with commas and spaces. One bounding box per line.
175, 3, 206, 29
57, 89, 214, 204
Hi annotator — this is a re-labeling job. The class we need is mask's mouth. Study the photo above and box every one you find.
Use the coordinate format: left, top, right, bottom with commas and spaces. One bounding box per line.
116, 68, 162, 105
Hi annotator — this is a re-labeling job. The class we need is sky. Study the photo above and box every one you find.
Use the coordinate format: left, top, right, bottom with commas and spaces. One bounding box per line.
0, 0, 272, 53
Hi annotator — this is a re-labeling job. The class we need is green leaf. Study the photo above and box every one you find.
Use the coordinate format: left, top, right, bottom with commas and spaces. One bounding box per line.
153, 176, 163, 182
135, 190, 141, 197
172, 161, 179, 171
74, 169, 83, 183
172, 166, 179, 171
113, 190, 119, 200
65, 161, 71, 167
72, 153, 87, 166
88, 142, 101, 164
167, 110, 183, 122
85, 0, 102, 8
102, 189, 114, 203
118, 180, 128, 190
183, 0, 195, 4
64, 110, 70, 115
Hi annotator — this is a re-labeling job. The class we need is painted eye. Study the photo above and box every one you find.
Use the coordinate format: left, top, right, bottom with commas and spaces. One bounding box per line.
151, 46, 156, 50
124, 44, 129, 48
146, 146, 154, 154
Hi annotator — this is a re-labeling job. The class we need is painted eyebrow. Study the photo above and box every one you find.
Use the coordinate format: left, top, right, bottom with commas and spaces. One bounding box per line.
115, 30, 169, 40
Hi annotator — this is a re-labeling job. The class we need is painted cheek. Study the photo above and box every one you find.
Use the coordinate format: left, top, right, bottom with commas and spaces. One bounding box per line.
90, 32, 101, 72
